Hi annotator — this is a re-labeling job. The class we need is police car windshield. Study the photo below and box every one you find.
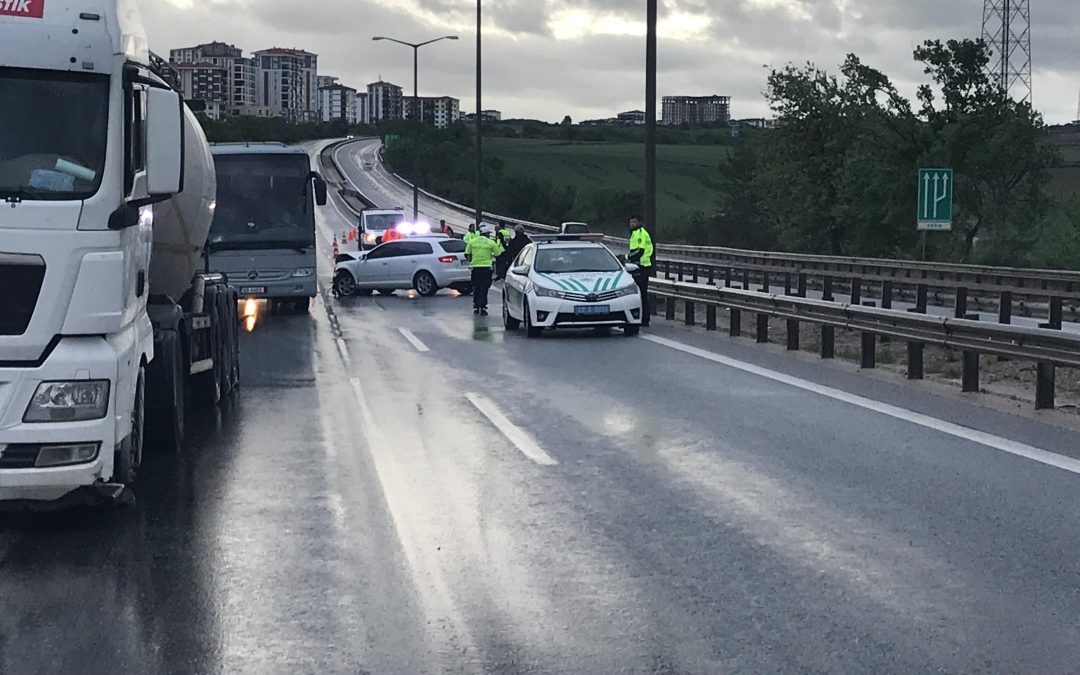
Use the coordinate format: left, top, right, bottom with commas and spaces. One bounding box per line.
0, 68, 109, 201
534, 247, 622, 273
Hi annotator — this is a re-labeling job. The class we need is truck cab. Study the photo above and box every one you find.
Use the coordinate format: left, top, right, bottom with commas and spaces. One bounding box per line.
358, 208, 407, 250
0, 0, 233, 507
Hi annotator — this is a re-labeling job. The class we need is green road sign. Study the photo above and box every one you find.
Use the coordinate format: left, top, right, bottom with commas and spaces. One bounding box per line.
383, 134, 400, 147
917, 168, 954, 231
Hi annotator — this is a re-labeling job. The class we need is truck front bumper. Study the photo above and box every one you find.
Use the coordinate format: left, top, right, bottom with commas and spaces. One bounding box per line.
0, 336, 121, 504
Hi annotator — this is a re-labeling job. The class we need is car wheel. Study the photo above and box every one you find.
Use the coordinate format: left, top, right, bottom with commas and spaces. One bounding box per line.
377, 288, 396, 296
503, 292, 521, 330
334, 272, 357, 297
524, 299, 542, 338
414, 271, 439, 297
624, 324, 641, 336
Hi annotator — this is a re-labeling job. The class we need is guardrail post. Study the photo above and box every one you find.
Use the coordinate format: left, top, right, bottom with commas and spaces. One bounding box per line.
691, 265, 699, 284
784, 273, 792, 295
821, 326, 835, 359
742, 269, 751, 291
707, 267, 714, 285
911, 284, 928, 314
685, 301, 696, 326
907, 343, 924, 379
998, 291, 1013, 324
822, 276, 834, 301
724, 267, 732, 288
1042, 297, 1063, 330
850, 278, 862, 305
797, 273, 808, 298
677, 263, 685, 282
756, 314, 769, 343
706, 305, 717, 330
665, 297, 675, 321
786, 320, 799, 350
649, 293, 659, 317
730, 308, 742, 336
1036, 363, 1056, 410
955, 287, 969, 319
962, 351, 979, 393
760, 272, 770, 293
860, 333, 876, 369
881, 281, 893, 310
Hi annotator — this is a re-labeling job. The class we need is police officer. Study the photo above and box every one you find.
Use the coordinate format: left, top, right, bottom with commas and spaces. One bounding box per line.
628, 216, 655, 327
493, 223, 512, 280
464, 223, 478, 245
465, 225, 504, 315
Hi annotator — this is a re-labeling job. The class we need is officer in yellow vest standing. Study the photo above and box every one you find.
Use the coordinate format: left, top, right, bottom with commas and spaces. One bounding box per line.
465, 225, 504, 315
628, 216, 655, 327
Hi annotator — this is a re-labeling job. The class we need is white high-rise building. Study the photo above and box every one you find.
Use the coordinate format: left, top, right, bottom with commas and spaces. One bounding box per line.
367, 80, 403, 123
318, 83, 358, 123
253, 48, 319, 122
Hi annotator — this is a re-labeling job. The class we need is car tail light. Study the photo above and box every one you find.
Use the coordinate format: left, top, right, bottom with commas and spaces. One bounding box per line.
438, 256, 456, 264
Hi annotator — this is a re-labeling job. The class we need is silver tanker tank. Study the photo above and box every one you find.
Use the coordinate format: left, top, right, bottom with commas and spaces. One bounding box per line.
148, 104, 216, 301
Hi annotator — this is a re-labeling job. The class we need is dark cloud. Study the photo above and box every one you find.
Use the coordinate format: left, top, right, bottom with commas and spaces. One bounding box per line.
142, 0, 1080, 123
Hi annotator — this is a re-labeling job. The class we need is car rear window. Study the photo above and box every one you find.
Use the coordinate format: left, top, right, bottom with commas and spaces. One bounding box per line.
439, 240, 467, 253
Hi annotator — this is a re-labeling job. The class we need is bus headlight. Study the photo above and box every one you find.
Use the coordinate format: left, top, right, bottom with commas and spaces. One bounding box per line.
23, 381, 110, 423
291, 268, 315, 278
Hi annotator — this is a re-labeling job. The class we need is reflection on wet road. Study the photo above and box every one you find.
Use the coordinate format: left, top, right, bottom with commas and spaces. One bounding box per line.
5, 164, 1080, 673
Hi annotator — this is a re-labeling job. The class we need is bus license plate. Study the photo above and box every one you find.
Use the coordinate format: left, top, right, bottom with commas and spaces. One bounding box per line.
240, 286, 266, 295
574, 305, 609, 315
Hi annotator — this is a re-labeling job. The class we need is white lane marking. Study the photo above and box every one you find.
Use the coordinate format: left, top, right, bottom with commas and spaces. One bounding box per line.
643, 334, 1080, 476
397, 327, 430, 353
465, 392, 558, 466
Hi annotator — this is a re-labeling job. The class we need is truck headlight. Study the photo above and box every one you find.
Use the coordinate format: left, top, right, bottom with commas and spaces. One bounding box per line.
291, 267, 315, 278
534, 286, 565, 299
613, 284, 640, 298
23, 381, 110, 423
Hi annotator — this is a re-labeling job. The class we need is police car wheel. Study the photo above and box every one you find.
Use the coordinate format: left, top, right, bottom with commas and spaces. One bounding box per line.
523, 300, 542, 338
503, 294, 521, 330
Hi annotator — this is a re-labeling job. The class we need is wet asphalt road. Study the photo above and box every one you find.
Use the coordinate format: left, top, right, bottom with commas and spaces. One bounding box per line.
3, 149, 1080, 673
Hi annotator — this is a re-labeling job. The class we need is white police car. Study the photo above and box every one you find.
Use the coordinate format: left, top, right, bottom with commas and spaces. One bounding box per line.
502, 235, 643, 337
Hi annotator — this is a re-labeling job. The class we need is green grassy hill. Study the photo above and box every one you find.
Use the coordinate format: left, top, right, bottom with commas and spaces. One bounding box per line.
483, 137, 730, 224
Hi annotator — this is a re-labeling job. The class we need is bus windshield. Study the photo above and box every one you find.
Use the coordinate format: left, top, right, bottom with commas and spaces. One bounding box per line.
209, 154, 314, 251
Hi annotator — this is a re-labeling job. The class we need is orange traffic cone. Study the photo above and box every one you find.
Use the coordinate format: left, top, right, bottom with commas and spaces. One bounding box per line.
332, 235, 339, 258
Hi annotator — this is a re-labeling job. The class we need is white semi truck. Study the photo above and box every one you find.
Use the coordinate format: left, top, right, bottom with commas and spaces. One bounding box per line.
0, 0, 239, 506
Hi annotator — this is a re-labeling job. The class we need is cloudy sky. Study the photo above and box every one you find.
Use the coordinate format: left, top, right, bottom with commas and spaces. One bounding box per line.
145, 0, 1079, 124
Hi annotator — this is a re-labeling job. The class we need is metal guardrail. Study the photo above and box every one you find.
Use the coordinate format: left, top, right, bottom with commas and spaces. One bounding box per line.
649, 278, 1080, 410
320, 140, 376, 215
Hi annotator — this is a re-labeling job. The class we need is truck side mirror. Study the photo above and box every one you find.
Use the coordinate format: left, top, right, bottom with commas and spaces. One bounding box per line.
311, 171, 328, 206
144, 88, 184, 197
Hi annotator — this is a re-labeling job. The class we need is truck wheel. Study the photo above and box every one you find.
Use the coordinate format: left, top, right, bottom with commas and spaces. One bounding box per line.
293, 298, 311, 314
114, 368, 145, 485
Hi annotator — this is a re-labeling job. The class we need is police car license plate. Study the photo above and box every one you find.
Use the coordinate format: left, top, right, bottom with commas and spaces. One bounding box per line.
574, 305, 610, 315
240, 286, 266, 295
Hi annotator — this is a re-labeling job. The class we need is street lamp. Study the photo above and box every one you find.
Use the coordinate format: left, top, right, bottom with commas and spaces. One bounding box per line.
372, 34, 459, 220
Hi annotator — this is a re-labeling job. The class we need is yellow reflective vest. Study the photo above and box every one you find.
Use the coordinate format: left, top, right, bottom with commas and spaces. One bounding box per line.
465, 235, 504, 269
629, 227, 654, 268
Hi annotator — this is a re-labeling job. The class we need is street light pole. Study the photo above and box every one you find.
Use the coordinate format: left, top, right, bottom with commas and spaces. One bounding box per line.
645, 0, 658, 240
475, 0, 483, 230
372, 35, 458, 221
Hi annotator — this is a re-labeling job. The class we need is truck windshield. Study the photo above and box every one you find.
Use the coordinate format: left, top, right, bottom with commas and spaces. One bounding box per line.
0, 68, 109, 201
209, 154, 314, 251
364, 213, 405, 232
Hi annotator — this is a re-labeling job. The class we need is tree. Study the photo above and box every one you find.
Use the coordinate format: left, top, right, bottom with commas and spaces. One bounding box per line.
561, 115, 573, 126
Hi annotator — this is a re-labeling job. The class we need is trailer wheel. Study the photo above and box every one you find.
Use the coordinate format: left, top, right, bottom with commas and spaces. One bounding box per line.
192, 286, 222, 408
114, 367, 145, 485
